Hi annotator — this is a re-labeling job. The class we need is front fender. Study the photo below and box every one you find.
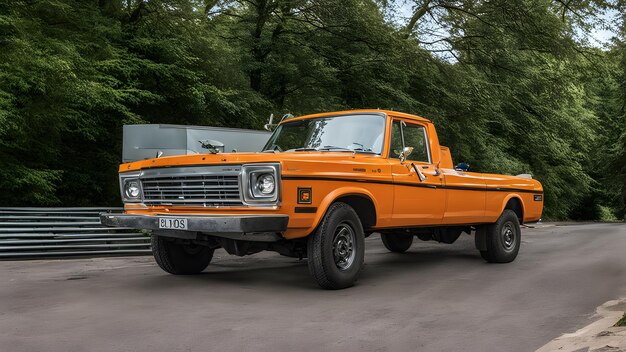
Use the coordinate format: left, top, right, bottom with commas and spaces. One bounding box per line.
286, 186, 380, 239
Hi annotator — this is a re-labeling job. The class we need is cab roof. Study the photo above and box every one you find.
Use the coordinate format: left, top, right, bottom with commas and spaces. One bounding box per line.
282, 109, 431, 124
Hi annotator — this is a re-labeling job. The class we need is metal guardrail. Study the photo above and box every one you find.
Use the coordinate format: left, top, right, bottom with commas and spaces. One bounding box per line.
0, 207, 151, 259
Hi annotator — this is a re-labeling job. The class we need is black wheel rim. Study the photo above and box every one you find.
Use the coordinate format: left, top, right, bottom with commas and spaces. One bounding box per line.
332, 223, 356, 271
501, 221, 517, 252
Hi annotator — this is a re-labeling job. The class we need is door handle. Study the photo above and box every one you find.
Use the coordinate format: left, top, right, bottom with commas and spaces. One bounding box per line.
411, 163, 427, 182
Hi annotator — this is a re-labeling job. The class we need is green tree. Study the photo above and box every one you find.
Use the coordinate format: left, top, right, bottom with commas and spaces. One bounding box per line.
0, 0, 624, 220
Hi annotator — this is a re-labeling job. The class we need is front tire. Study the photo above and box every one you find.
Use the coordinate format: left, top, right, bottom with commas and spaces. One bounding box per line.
381, 233, 413, 253
151, 235, 214, 275
307, 202, 365, 289
479, 209, 521, 263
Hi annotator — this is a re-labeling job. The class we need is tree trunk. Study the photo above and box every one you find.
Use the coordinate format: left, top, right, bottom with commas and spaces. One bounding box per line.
402, 0, 431, 39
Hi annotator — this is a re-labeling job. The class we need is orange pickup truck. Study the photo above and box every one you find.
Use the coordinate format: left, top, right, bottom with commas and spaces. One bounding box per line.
102, 110, 543, 289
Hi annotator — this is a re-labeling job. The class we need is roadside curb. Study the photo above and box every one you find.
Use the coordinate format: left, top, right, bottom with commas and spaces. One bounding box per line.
536, 298, 626, 352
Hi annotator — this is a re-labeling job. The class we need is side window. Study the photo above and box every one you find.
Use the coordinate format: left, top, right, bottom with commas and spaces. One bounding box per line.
389, 121, 404, 159
388, 120, 430, 163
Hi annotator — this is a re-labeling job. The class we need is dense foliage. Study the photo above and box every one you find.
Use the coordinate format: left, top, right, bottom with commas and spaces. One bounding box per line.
0, 0, 625, 219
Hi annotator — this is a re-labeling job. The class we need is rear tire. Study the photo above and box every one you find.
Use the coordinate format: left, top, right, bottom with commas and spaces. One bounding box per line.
307, 202, 365, 289
151, 235, 213, 274
381, 233, 413, 253
479, 209, 521, 263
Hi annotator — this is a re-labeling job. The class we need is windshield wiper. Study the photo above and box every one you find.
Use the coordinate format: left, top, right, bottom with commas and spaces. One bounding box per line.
275, 146, 377, 154
351, 148, 377, 154
318, 146, 352, 151
319, 146, 377, 154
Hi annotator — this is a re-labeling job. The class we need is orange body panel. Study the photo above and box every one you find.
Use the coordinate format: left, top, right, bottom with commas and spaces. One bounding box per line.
120, 110, 543, 239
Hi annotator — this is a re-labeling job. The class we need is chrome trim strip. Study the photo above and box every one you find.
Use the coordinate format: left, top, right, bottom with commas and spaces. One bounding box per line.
100, 213, 289, 242
140, 165, 242, 178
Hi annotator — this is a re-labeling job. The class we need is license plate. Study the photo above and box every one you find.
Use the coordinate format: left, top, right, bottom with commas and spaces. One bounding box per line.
158, 217, 188, 230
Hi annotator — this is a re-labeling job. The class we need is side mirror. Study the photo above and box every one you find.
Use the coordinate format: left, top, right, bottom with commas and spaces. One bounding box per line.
400, 146, 413, 163
455, 163, 470, 172
264, 113, 276, 131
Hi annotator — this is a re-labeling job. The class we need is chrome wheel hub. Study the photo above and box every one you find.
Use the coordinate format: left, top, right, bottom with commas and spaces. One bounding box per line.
333, 223, 356, 270
502, 222, 516, 251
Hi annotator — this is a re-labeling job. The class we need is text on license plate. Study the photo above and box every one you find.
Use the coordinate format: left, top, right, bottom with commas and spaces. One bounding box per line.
158, 217, 188, 230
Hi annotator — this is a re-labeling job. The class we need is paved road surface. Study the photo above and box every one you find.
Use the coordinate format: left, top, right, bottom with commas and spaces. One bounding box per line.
1, 223, 625, 352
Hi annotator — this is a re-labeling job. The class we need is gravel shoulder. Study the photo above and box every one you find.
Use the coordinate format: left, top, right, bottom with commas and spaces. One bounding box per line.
537, 298, 626, 352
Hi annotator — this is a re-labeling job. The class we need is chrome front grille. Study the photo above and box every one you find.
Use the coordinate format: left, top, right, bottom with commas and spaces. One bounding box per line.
139, 166, 243, 207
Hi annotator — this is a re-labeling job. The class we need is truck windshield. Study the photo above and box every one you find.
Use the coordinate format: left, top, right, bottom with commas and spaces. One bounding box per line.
263, 114, 386, 154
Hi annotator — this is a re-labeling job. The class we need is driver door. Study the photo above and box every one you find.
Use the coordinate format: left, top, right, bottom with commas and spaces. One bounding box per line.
389, 119, 445, 226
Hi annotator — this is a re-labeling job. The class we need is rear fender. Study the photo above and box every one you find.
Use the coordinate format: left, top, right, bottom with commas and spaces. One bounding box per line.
501, 194, 525, 223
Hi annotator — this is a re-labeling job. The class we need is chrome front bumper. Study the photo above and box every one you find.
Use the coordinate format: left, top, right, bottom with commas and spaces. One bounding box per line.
100, 213, 289, 242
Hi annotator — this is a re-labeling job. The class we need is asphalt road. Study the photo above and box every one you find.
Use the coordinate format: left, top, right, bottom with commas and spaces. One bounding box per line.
1, 223, 626, 352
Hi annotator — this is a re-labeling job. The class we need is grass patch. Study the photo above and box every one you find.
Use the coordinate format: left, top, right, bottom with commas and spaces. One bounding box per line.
617, 312, 626, 327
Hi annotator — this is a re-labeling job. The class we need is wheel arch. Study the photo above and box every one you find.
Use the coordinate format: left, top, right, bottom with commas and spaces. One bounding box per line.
502, 195, 524, 224
312, 187, 379, 232
333, 194, 377, 229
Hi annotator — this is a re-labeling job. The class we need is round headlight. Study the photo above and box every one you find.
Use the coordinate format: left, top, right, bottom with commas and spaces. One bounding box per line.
256, 174, 275, 195
124, 180, 141, 199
